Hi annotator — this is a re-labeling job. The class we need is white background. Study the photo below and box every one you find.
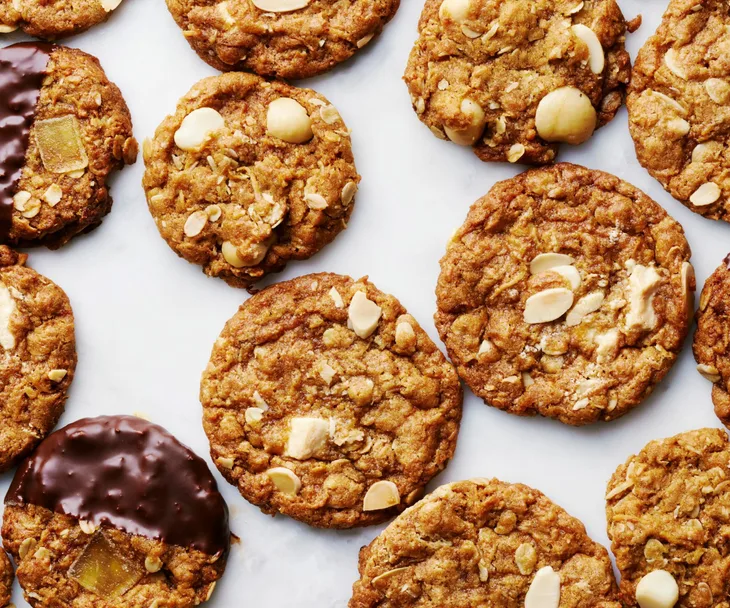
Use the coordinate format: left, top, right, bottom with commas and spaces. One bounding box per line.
0, 0, 726, 605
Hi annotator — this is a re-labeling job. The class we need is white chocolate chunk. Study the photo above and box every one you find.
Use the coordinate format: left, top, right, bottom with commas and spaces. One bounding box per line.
43, 184, 62, 206
635, 570, 679, 608
174, 108, 225, 151
0, 281, 16, 350
286, 417, 329, 460
266, 467, 301, 495
625, 265, 661, 331
689, 182, 721, 207
525, 566, 561, 608
363, 481, 400, 511
395, 321, 415, 346
439, 0, 470, 22
266, 98, 313, 144
571, 24, 604, 74
524, 288, 574, 324
348, 291, 382, 339
550, 265, 581, 290
565, 291, 604, 327
318, 361, 337, 385
100, 0, 122, 11
535, 87, 596, 145
328, 287, 344, 308
529, 253, 574, 275
444, 98, 486, 146
251, 0, 309, 11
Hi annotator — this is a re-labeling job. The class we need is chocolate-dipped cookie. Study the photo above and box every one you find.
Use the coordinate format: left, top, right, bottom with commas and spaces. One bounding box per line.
2, 415, 230, 607
0, 42, 137, 248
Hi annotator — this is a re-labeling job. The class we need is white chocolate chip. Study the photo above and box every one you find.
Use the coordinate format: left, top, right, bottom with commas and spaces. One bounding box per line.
478, 339, 496, 356
635, 570, 679, 608
571, 24, 604, 74
174, 107, 225, 152
664, 48, 686, 79
328, 287, 344, 308
48, 369, 67, 382
99, 0, 122, 11
304, 192, 328, 210
697, 363, 720, 383
444, 98, 486, 146
524, 288, 574, 324
42, 184, 62, 206
245, 407, 265, 425
266, 98, 313, 144
625, 264, 661, 331
689, 182, 721, 207
363, 481, 400, 511
341, 182, 357, 206
251, 0, 309, 12
529, 253, 574, 274
217, 2, 236, 25
525, 566, 560, 608
318, 361, 337, 385
0, 281, 16, 350
286, 417, 329, 460
705, 78, 730, 104
507, 143, 525, 163
535, 87, 596, 145
439, 0, 470, 22
550, 265, 581, 290
183, 210, 208, 237
565, 291, 604, 327
266, 467, 301, 495
348, 291, 382, 339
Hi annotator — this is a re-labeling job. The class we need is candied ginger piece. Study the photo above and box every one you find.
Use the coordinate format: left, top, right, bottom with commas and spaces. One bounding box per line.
34, 115, 89, 174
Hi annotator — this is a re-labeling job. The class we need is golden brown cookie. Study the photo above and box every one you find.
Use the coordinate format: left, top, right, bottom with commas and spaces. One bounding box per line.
0, 42, 137, 249
693, 256, 730, 427
351, 478, 621, 608
0, 246, 75, 473
165, 0, 400, 79
0, 0, 125, 39
201, 272, 462, 528
0, 550, 12, 608
143, 73, 359, 289
606, 428, 730, 608
3, 415, 230, 607
628, 0, 730, 221
404, 0, 631, 164
435, 163, 694, 426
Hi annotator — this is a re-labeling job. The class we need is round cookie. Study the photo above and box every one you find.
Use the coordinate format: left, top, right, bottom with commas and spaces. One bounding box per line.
3, 415, 230, 607
0, 42, 137, 249
165, 0, 400, 80
403, 0, 631, 164
201, 272, 462, 528
350, 478, 621, 608
435, 163, 694, 426
143, 73, 359, 289
628, 0, 730, 221
0, 550, 12, 608
0, 245, 75, 472
693, 256, 730, 427
0, 0, 125, 40
606, 428, 730, 608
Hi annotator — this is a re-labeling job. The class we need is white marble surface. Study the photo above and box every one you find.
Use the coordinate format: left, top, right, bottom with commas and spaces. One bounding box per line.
0, 0, 725, 605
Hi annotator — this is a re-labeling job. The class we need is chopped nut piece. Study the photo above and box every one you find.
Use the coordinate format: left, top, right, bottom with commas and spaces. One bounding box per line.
565, 291, 604, 327
35, 115, 89, 173
328, 286, 344, 308
705, 78, 730, 104
525, 566, 561, 608
79, 519, 96, 534
689, 182, 721, 207
13, 190, 30, 211
550, 265, 581, 290
697, 363, 720, 383
0, 281, 17, 351
266, 467, 301, 495
395, 321, 415, 348
571, 24, 604, 74
356, 34, 374, 48
444, 98, 486, 146
43, 184, 63, 206
318, 361, 337, 385
664, 48, 686, 79
515, 542, 537, 574
304, 192, 328, 210
267, 98, 313, 144
507, 143, 525, 163
529, 253, 574, 274
341, 182, 357, 206
48, 369, 67, 382
363, 480, 400, 511
251, 0, 309, 10
21, 198, 40, 218
18, 537, 37, 560
348, 291, 382, 338
206, 204, 222, 221
245, 407, 265, 425
524, 288, 574, 324
145, 555, 162, 573
183, 210, 208, 237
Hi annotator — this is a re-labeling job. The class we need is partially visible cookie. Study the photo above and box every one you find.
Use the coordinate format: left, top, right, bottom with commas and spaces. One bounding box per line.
165, 0, 400, 79
628, 0, 730, 221
435, 163, 694, 425
143, 73, 359, 289
350, 478, 621, 608
3, 415, 230, 607
404, 0, 631, 164
0, 0, 125, 39
0, 42, 137, 248
0, 550, 12, 608
0, 245, 75, 473
693, 256, 730, 426
606, 428, 730, 608
201, 272, 462, 528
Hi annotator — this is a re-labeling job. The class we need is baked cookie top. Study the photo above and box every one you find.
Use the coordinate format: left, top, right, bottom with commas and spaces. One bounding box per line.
350, 478, 621, 608
201, 272, 462, 528
435, 164, 693, 426
3, 415, 229, 607
403, 0, 631, 164
165, 0, 400, 79
628, 0, 730, 221
0, 550, 12, 608
606, 428, 730, 608
0, 246, 75, 472
693, 257, 730, 427
0, 42, 137, 248
0, 0, 125, 39
143, 73, 359, 289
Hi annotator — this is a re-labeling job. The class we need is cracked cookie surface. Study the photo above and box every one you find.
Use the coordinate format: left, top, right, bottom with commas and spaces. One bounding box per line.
0, 246, 75, 473
403, 0, 631, 164
0, 0, 124, 39
165, 0, 400, 79
606, 428, 730, 608
201, 272, 462, 528
435, 163, 693, 426
143, 74, 359, 289
628, 0, 730, 222
350, 478, 621, 608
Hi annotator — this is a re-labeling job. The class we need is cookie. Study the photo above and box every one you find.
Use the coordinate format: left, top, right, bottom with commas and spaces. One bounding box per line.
403, 0, 631, 164
165, 0, 400, 80
435, 163, 694, 426
0, 0, 124, 40
201, 272, 462, 528
350, 478, 621, 608
0, 42, 137, 249
605, 428, 730, 608
0, 245, 75, 472
0, 550, 12, 608
628, 0, 730, 221
3, 415, 230, 607
693, 256, 730, 426
143, 73, 359, 289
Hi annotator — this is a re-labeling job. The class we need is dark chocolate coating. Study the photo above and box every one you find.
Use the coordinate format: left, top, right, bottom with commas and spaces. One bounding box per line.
0, 42, 54, 242
6, 415, 230, 556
